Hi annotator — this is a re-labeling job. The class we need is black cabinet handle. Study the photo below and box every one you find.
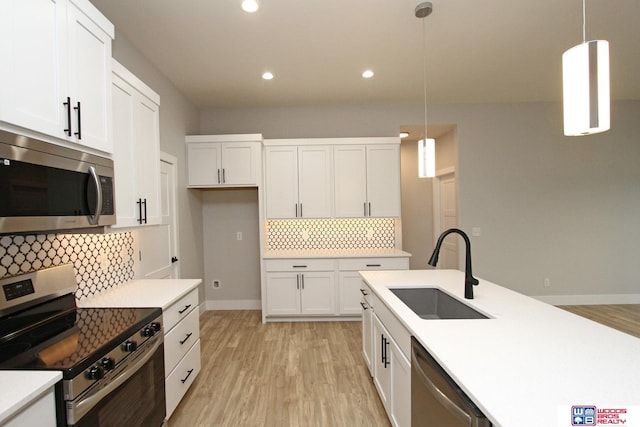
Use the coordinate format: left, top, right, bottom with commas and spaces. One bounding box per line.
222, 168, 226, 183
137, 198, 143, 224
217, 169, 221, 184
301, 274, 304, 290
63, 97, 72, 136
360, 288, 368, 296
292, 265, 307, 268
299, 203, 302, 217
366, 264, 381, 267
360, 302, 368, 310
171, 256, 179, 263
180, 368, 194, 384
364, 202, 367, 217
368, 202, 372, 217
178, 304, 191, 314
382, 336, 390, 368
179, 332, 193, 345
143, 198, 147, 224
73, 101, 81, 139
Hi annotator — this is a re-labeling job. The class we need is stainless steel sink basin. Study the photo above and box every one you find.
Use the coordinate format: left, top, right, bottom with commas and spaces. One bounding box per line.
389, 288, 488, 319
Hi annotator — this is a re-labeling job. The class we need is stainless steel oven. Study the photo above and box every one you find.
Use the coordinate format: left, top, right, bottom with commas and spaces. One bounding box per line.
0, 265, 165, 427
411, 337, 492, 426
0, 129, 115, 234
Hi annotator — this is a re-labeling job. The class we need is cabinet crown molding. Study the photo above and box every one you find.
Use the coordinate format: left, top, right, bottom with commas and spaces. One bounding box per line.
263, 137, 399, 147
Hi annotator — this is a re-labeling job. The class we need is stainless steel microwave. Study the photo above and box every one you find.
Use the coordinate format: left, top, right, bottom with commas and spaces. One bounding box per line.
0, 130, 115, 234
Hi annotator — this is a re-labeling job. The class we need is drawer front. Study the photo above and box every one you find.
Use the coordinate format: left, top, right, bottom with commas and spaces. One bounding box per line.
164, 307, 200, 374
265, 258, 335, 272
338, 257, 409, 271
166, 339, 201, 419
163, 289, 198, 332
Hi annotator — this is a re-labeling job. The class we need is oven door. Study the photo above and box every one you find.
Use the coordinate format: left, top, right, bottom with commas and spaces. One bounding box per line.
68, 338, 165, 427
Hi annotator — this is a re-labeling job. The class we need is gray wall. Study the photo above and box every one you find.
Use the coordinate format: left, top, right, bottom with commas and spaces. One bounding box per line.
200, 101, 640, 300
110, 32, 204, 292
201, 189, 261, 307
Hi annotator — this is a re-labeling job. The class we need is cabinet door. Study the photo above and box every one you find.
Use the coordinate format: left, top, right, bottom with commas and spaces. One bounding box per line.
338, 272, 365, 315
298, 146, 332, 218
134, 95, 161, 225
265, 146, 299, 218
265, 272, 301, 316
373, 314, 391, 412
221, 143, 258, 185
362, 295, 373, 376
300, 272, 335, 315
112, 74, 137, 226
187, 142, 221, 186
366, 144, 401, 217
0, 0, 68, 139
67, 1, 113, 152
390, 342, 411, 427
334, 145, 367, 217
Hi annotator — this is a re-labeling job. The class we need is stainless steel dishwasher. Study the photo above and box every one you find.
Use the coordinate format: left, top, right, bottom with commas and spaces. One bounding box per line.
411, 337, 492, 426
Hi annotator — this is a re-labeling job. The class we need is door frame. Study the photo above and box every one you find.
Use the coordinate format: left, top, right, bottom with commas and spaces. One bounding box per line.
432, 166, 458, 264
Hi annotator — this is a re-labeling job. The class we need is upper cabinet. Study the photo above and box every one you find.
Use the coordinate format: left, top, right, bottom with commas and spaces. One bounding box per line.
186, 134, 262, 187
111, 60, 161, 227
0, 0, 114, 153
334, 142, 401, 218
264, 144, 332, 219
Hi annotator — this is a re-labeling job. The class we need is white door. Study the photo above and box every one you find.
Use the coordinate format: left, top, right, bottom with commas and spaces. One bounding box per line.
265, 146, 299, 218
333, 145, 367, 217
298, 146, 332, 218
434, 171, 458, 269
299, 272, 335, 315
161, 153, 180, 279
187, 142, 221, 186
220, 143, 258, 185
366, 144, 401, 217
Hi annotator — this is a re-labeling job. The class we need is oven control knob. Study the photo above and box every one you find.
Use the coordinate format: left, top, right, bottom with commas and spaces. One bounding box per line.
86, 366, 104, 380
122, 340, 138, 352
141, 326, 155, 337
100, 357, 115, 371
150, 322, 161, 333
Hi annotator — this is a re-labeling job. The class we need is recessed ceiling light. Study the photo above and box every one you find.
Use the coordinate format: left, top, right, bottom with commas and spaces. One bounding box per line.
242, 0, 259, 13
400, 132, 409, 138
262, 72, 274, 80
362, 70, 374, 79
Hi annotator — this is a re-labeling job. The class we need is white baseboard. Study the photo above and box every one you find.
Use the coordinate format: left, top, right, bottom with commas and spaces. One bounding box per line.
533, 294, 640, 306
205, 299, 262, 310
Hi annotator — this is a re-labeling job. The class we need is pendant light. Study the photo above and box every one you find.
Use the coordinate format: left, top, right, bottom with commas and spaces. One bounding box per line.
416, 2, 435, 178
562, 0, 610, 136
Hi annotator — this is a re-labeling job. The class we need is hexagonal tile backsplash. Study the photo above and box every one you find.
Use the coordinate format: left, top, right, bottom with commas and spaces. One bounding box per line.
266, 218, 396, 250
0, 232, 135, 300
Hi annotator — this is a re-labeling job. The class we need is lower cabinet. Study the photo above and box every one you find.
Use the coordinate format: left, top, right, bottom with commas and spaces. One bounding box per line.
368, 292, 411, 427
264, 256, 409, 320
361, 282, 374, 375
163, 289, 201, 419
265, 259, 336, 316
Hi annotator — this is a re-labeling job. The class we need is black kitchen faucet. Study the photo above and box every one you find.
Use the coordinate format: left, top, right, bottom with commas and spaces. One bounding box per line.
428, 228, 479, 299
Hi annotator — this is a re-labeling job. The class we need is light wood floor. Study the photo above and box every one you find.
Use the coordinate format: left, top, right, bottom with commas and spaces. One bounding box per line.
168, 311, 390, 427
169, 305, 640, 426
558, 304, 640, 338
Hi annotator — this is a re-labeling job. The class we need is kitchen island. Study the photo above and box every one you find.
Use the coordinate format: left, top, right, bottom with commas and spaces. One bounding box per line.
0, 371, 61, 426
360, 269, 640, 427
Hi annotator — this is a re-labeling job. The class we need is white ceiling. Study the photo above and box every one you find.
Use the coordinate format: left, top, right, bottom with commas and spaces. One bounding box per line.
89, 0, 640, 109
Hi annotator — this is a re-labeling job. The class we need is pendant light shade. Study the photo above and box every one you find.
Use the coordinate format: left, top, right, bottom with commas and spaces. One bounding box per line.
562, 40, 610, 136
418, 138, 435, 178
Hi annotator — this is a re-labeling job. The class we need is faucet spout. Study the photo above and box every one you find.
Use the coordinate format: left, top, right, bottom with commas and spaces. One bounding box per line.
428, 228, 479, 299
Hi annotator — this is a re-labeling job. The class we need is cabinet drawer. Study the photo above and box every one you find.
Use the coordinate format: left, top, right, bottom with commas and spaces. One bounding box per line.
265, 258, 335, 272
338, 257, 409, 271
163, 289, 198, 332
164, 307, 200, 375
165, 339, 201, 419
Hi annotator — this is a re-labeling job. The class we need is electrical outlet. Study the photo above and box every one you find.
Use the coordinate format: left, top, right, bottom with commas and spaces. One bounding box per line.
212, 280, 221, 289
99, 251, 108, 271
543, 278, 551, 288
236, 232, 243, 241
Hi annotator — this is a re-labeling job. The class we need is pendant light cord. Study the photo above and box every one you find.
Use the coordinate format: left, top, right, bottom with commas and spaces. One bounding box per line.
422, 16, 428, 141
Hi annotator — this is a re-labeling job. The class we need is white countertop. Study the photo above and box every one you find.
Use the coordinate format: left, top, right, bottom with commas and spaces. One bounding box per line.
263, 248, 411, 259
360, 269, 640, 427
78, 279, 201, 310
0, 371, 61, 424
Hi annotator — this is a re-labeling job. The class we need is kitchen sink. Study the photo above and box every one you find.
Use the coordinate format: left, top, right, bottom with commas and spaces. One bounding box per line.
389, 288, 488, 319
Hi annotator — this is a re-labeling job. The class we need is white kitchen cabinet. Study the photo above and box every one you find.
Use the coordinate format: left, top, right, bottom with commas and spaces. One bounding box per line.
186, 134, 261, 187
0, 0, 113, 153
368, 291, 412, 427
111, 60, 161, 227
264, 145, 332, 218
361, 282, 374, 376
339, 257, 409, 315
334, 143, 400, 218
265, 259, 336, 316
